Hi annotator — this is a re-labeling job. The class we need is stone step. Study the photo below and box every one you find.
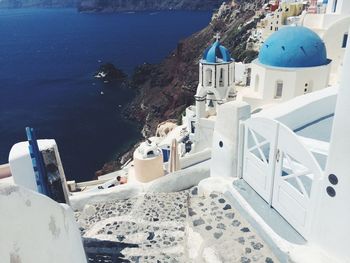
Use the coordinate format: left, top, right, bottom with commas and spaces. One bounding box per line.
76, 191, 190, 263
186, 187, 278, 263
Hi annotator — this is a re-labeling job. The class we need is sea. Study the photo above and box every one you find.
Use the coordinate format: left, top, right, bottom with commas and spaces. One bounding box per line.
0, 8, 212, 182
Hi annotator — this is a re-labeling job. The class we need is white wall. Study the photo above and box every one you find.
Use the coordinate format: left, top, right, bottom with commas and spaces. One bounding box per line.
322, 16, 350, 83
9, 140, 58, 192
0, 183, 86, 263
235, 62, 249, 85
193, 118, 216, 153
327, 0, 350, 15
242, 61, 330, 109
256, 87, 337, 131
211, 101, 251, 178
311, 28, 350, 262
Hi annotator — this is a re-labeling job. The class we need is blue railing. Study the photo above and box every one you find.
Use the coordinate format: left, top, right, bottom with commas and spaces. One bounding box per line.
26, 127, 49, 196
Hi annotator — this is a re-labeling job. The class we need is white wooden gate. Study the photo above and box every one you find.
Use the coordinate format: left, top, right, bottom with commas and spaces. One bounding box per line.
271, 123, 322, 238
242, 118, 322, 239
242, 118, 279, 203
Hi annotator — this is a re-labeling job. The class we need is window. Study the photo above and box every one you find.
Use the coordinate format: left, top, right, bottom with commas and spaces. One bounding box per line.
270, 26, 273, 31
275, 81, 283, 99
246, 68, 252, 86
342, 33, 348, 48
333, 0, 338, 13
219, 68, 225, 87
254, 74, 259, 92
205, 69, 213, 86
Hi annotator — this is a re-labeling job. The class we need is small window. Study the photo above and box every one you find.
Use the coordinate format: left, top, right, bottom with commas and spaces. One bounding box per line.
219, 68, 225, 87
275, 81, 283, 99
342, 33, 348, 48
270, 26, 273, 31
205, 69, 213, 86
333, 0, 338, 13
275, 27, 278, 31
254, 74, 260, 92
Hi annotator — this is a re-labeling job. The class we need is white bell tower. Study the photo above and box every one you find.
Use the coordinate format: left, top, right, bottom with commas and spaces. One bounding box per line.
195, 34, 235, 122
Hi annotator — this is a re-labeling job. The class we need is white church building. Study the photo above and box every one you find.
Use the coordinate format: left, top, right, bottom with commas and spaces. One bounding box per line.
239, 26, 331, 110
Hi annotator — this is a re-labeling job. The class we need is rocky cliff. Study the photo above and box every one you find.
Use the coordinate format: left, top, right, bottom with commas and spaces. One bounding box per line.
98, 0, 266, 175
0, 0, 76, 8
77, 0, 226, 12
125, 0, 264, 137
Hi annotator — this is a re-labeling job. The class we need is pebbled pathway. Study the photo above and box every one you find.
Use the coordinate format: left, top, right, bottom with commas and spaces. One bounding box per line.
187, 187, 278, 263
75, 188, 279, 263
76, 192, 188, 263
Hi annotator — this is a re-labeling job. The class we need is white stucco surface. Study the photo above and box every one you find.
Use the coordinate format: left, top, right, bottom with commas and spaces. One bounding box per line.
211, 101, 251, 178
312, 25, 350, 262
0, 183, 86, 263
241, 60, 331, 109
255, 87, 337, 131
70, 160, 210, 211
9, 140, 57, 192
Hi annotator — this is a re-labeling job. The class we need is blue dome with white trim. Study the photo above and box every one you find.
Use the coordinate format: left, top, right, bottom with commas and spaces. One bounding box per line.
202, 40, 233, 64
258, 26, 329, 68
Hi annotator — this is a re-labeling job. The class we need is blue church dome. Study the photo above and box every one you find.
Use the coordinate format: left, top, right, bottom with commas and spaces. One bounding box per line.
258, 26, 329, 68
202, 40, 233, 64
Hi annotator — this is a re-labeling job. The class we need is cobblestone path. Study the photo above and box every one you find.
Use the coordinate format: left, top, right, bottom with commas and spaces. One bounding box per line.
75, 188, 279, 263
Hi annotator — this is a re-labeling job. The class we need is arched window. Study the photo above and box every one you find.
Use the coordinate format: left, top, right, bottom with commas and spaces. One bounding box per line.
219, 68, 225, 87
205, 68, 213, 87
275, 80, 283, 99
254, 74, 259, 92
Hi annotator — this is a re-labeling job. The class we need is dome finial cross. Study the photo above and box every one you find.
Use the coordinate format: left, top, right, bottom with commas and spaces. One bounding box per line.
214, 32, 221, 42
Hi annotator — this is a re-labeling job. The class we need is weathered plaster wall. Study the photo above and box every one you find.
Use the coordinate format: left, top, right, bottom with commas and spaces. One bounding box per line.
0, 183, 86, 263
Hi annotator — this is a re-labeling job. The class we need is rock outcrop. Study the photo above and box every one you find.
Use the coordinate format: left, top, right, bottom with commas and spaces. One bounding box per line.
95, 63, 127, 83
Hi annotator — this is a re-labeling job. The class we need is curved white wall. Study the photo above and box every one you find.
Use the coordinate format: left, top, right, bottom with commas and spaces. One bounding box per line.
255, 87, 337, 130
0, 184, 86, 263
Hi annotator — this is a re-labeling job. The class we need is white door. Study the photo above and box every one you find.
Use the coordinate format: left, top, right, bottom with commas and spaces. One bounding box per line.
272, 124, 322, 238
243, 118, 279, 203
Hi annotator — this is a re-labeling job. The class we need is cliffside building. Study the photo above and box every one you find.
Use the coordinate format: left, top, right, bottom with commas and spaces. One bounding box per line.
240, 26, 331, 110
185, 35, 236, 152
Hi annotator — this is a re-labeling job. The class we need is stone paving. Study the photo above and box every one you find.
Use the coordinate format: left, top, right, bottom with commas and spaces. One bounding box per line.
76, 192, 188, 262
187, 187, 278, 263
75, 188, 279, 263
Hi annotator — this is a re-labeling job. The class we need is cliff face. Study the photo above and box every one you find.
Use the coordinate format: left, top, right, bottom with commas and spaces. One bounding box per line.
0, 0, 77, 8
77, 0, 225, 12
124, 0, 264, 138
93, 0, 266, 174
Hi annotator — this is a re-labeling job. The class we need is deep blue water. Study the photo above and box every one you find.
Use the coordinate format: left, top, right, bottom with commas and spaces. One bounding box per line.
0, 8, 211, 182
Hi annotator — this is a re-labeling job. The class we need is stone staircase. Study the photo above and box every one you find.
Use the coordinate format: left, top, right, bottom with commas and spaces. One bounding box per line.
186, 188, 277, 263
76, 191, 189, 262
75, 188, 278, 263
